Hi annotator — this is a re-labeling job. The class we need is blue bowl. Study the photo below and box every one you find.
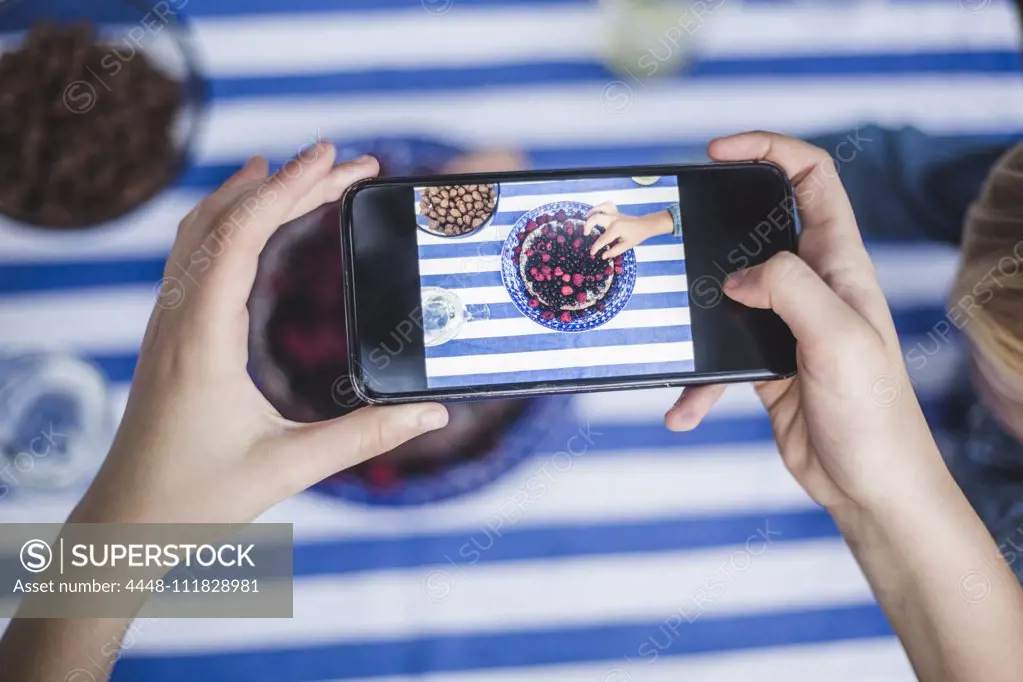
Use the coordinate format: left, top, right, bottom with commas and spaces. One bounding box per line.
501, 200, 637, 332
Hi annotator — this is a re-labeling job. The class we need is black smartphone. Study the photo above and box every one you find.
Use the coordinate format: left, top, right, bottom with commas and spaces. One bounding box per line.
341, 162, 798, 404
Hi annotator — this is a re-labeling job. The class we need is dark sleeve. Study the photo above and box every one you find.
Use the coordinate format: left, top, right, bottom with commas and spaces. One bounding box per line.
807, 125, 1012, 245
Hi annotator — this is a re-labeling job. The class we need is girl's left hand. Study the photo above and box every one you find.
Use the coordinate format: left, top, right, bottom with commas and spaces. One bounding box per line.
583, 202, 673, 259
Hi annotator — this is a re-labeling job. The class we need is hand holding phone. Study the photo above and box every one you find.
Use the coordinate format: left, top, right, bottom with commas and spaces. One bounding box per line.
342, 158, 799, 403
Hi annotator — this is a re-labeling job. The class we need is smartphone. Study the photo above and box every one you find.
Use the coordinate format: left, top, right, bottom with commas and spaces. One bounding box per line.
341, 162, 798, 404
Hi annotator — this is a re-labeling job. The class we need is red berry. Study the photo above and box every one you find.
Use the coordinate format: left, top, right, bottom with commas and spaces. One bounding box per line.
530, 267, 538, 275
554, 267, 563, 276
615, 256, 623, 265
556, 235, 566, 244
555, 210, 567, 221
572, 274, 584, 286
596, 274, 604, 281
576, 292, 587, 303
545, 241, 553, 251
560, 311, 572, 323
528, 298, 539, 308
604, 266, 613, 275
542, 265, 552, 274
526, 220, 537, 232
526, 249, 534, 257
561, 285, 573, 296
541, 253, 551, 262
597, 303, 605, 311
539, 214, 551, 224
615, 265, 624, 274
562, 274, 571, 282
514, 246, 521, 255
573, 238, 582, 248
565, 224, 575, 235
542, 310, 555, 320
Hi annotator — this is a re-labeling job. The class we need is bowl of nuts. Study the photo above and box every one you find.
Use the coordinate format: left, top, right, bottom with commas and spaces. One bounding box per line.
416, 183, 499, 238
0, 0, 205, 230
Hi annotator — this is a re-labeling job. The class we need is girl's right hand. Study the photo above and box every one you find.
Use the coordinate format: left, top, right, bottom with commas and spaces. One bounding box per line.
665, 132, 949, 518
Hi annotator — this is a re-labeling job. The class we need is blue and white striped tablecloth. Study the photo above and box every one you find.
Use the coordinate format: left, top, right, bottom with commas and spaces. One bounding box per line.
1, 0, 1021, 680
417, 176, 693, 387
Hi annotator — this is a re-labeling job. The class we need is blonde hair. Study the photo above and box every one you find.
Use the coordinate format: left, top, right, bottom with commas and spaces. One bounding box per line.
949, 143, 1023, 400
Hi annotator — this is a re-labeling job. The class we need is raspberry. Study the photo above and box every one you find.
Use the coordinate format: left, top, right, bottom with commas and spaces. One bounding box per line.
526, 249, 534, 257
615, 265, 623, 274
541, 253, 550, 262
576, 292, 587, 303
572, 274, 584, 286
562, 274, 571, 282
556, 235, 566, 244
538, 214, 551, 224
530, 267, 538, 275
604, 266, 613, 275
597, 302, 605, 311
528, 298, 539, 308
572, 238, 581, 248
560, 311, 572, 323
542, 310, 555, 320
561, 285, 573, 295
554, 267, 563, 276
525, 220, 537, 232
614, 256, 623, 265
518, 232, 526, 241
542, 265, 552, 274
555, 210, 567, 221
514, 246, 521, 255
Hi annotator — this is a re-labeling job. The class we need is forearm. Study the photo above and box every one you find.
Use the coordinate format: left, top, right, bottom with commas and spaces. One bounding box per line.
833, 450, 1023, 682
0, 617, 134, 682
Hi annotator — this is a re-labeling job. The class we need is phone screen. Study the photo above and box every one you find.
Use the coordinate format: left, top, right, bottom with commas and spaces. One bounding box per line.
413, 176, 691, 389
344, 164, 797, 402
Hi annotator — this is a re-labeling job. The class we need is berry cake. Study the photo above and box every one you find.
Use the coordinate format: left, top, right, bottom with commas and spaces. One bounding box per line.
512, 208, 625, 325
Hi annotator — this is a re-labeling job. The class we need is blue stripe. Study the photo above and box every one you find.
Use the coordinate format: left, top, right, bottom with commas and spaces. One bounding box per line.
210, 51, 1022, 100
0, 259, 165, 294
427, 359, 698, 387
294, 508, 838, 576
0, 0, 975, 24
421, 258, 685, 290
418, 233, 681, 260
480, 292, 689, 319
112, 605, 892, 681
427, 325, 693, 359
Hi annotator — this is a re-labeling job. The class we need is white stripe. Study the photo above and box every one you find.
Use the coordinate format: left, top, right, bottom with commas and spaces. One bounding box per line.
194, 77, 1023, 162
426, 341, 695, 377
122, 537, 869, 650
0, 193, 195, 263
0, 247, 956, 352
327, 639, 913, 682
179, 3, 1019, 76
418, 243, 682, 276
0, 441, 813, 534
454, 306, 691, 340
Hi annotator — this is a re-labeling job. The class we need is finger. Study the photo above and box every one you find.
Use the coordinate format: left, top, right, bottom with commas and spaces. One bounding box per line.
708, 131, 895, 347
603, 239, 634, 260
274, 403, 449, 493
223, 155, 270, 189
664, 384, 727, 432
587, 201, 618, 217
590, 223, 621, 254
584, 212, 615, 236
285, 155, 380, 222
723, 252, 866, 360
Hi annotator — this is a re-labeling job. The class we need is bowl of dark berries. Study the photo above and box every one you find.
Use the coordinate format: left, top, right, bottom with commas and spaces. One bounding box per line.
502, 201, 637, 331
416, 183, 499, 238
0, 1, 204, 229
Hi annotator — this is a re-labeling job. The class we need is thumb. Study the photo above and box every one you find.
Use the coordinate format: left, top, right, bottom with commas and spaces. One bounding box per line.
274, 403, 449, 492
723, 252, 863, 354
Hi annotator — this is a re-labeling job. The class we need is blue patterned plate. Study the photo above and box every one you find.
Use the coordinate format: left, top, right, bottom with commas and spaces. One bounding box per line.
501, 200, 637, 332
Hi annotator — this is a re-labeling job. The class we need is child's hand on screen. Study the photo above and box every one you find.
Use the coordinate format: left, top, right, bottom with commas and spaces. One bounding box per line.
584, 203, 674, 259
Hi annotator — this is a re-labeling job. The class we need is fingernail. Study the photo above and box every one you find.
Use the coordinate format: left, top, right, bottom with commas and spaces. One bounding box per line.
724, 268, 748, 289
350, 154, 375, 167
418, 407, 448, 431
